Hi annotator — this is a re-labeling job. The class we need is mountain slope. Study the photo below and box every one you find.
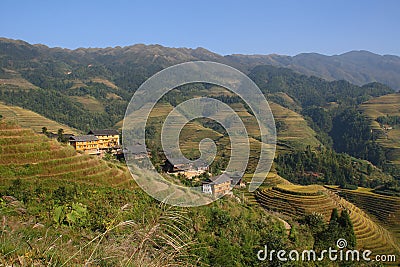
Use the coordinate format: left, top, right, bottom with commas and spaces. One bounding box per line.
1, 37, 400, 92
256, 184, 400, 257
0, 119, 298, 266
0, 38, 394, 132
0, 102, 79, 134
0, 119, 133, 188
248, 65, 394, 107
359, 93, 400, 177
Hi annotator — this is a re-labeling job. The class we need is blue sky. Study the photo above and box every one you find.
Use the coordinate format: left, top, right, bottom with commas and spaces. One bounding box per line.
1, 0, 399, 56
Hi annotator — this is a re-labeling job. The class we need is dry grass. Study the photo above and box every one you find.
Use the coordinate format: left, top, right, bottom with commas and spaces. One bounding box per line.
106, 92, 122, 100
0, 78, 39, 89
0, 204, 200, 266
269, 102, 320, 149
275, 184, 324, 195
0, 68, 39, 89
360, 94, 400, 119
68, 79, 87, 89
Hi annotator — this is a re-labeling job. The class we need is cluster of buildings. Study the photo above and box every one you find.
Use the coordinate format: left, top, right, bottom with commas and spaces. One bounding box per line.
162, 159, 209, 179
155, 157, 244, 196
68, 129, 120, 154
163, 158, 244, 196
163, 159, 244, 196
63, 129, 244, 196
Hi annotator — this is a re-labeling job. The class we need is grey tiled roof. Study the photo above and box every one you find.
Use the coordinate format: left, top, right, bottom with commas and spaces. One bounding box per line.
88, 129, 119, 136
69, 135, 98, 142
206, 173, 232, 185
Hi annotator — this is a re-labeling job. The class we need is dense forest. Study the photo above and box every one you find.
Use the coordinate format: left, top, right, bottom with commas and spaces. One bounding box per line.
275, 146, 390, 188
248, 65, 394, 108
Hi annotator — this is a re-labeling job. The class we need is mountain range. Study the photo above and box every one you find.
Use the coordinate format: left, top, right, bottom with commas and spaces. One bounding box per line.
1, 37, 400, 90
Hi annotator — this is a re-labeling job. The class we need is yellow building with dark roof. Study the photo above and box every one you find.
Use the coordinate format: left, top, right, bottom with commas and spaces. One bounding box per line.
88, 129, 119, 149
69, 135, 99, 154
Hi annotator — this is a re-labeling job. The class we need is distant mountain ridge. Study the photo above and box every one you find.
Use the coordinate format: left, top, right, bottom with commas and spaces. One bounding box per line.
227, 51, 400, 90
1, 37, 400, 90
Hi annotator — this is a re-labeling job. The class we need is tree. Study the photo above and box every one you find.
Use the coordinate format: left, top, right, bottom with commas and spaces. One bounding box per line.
42, 126, 48, 135
57, 128, 65, 142
303, 106, 333, 132
303, 213, 325, 236
330, 208, 339, 223
365, 142, 386, 166
338, 210, 356, 249
313, 208, 356, 251
145, 125, 156, 139
331, 109, 372, 156
276, 121, 288, 133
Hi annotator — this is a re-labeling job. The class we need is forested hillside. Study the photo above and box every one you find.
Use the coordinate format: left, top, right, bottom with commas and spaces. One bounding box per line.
0, 38, 395, 132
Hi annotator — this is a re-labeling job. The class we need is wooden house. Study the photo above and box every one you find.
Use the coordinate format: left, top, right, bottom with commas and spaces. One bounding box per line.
69, 135, 99, 154
88, 129, 119, 149
202, 173, 231, 196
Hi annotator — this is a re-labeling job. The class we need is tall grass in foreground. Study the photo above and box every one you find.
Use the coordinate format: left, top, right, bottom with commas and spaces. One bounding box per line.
0, 203, 201, 266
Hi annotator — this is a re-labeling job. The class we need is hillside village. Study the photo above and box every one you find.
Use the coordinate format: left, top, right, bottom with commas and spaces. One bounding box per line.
54, 128, 240, 197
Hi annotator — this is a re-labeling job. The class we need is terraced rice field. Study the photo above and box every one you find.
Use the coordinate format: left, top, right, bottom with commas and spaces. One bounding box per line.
359, 93, 400, 166
269, 102, 320, 150
69, 95, 105, 112
327, 186, 400, 252
90, 77, 119, 89
0, 102, 79, 134
0, 120, 134, 189
255, 184, 400, 258
122, 102, 225, 156
121, 101, 275, 173
0, 68, 39, 89
241, 172, 291, 205
117, 96, 321, 159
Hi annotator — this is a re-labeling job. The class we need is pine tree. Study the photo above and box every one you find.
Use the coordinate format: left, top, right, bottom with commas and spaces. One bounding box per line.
57, 128, 65, 143
338, 210, 356, 249
330, 208, 339, 223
